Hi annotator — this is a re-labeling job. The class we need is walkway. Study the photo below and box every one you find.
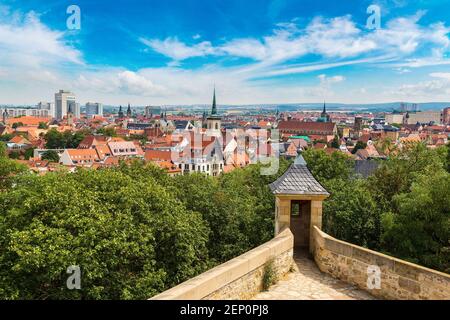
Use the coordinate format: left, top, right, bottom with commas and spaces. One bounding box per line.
253, 251, 375, 300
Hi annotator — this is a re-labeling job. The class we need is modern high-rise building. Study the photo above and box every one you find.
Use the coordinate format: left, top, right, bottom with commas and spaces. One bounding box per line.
55, 90, 77, 120
85, 102, 103, 118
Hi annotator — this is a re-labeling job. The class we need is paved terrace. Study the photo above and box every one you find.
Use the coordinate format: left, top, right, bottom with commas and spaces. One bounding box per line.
253, 250, 375, 300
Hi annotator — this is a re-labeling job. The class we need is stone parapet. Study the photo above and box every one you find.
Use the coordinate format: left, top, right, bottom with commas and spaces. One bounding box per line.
313, 226, 450, 300
150, 228, 294, 300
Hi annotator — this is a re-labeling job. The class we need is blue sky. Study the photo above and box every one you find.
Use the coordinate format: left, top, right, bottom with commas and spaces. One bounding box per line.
0, 0, 450, 105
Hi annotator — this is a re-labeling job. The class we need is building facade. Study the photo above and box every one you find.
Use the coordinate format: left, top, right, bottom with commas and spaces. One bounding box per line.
37, 101, 55, 118
85, 102, 103, 118
55, 90, 78, 120
406, 111, 442, 125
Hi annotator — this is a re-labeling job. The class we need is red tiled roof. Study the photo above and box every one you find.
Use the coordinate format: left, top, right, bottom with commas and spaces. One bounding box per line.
9, 135, 30, 144
67, 149, 100, 161
6, 116, 51, 126
144, 150, 172, 162
278, 121, 336, 134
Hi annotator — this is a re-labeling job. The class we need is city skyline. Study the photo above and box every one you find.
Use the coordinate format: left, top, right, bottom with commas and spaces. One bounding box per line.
0, 0, 450, 105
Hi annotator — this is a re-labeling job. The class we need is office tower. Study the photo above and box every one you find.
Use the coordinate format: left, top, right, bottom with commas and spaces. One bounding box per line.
55, 90, 76, 120
85, 102, 103, 118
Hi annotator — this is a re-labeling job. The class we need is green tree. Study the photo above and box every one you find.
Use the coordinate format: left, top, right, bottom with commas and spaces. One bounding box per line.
381, 168, 450, 272
12, 122, 24, 130
0, 142, 7, 158
323, 179, 382, 248
368, 142, 446, 209
44, 129, 87, 149
41, 150, 60, 163
38, 122, 48, 129
0, 142, 27, 190
24, 148, 35, 160
303, 148, 353, 184
44, 129, 65, 149
330, 135, 340, 149
352, 140, 367, 154
446, 143, 450, 173
0, 167, 210, 299
97, 127, 116, 137
9, 151, 20, 159
168, 158, 291, 264
0, 133, 13, 142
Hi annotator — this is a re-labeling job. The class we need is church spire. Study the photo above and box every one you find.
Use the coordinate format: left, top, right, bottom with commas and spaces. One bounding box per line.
321, 101, 330, 122
211, 86, 217, 115
127, 103, 132, 117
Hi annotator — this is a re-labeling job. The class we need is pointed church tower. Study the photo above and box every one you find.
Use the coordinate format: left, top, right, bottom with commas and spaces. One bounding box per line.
211, 87, 217, 115
118, 105, 124, 118
206, 86, 221, 135
2, 108, 8, 124
320, 101, 330, 122
67, 103, 74, 125
127, 103, 132, 117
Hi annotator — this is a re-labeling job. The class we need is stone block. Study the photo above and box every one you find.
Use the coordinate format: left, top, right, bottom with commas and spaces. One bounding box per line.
324, 238, 353, 257
352, 247, 374, 264
398, 277, 421, 294
394, 261, 420, 281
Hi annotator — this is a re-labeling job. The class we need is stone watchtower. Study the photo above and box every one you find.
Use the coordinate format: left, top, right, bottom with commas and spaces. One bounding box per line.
269, 155, 329, 253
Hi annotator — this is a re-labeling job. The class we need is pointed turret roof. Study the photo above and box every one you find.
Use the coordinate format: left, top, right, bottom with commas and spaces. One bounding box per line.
211, 87, 217, 115
269, 155, 329, 196
207, 86, 221, 120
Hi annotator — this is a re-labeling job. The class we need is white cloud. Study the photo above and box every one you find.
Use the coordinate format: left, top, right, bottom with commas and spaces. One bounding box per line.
1, 7, 450, 105
140, 37, 215, 62
0, 10, 82, 68
142, 11, 449, 73
304, 16, 376, 58
390, 74, 450, 98
74, 70, 168, 97
117, 71, 167, 96
318, 74, 345, 85
430, 72, 450, 80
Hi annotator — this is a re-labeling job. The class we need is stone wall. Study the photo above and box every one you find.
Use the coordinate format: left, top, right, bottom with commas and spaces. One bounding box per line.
313, 226, 450, 300
150, 229, 294, 300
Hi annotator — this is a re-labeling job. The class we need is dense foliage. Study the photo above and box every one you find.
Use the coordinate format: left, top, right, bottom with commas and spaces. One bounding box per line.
0, 139, 448, 299
44, 129, 89, 149
304, 143, 450, 273
41, 150, 60, 162
0, 156, 289, 299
